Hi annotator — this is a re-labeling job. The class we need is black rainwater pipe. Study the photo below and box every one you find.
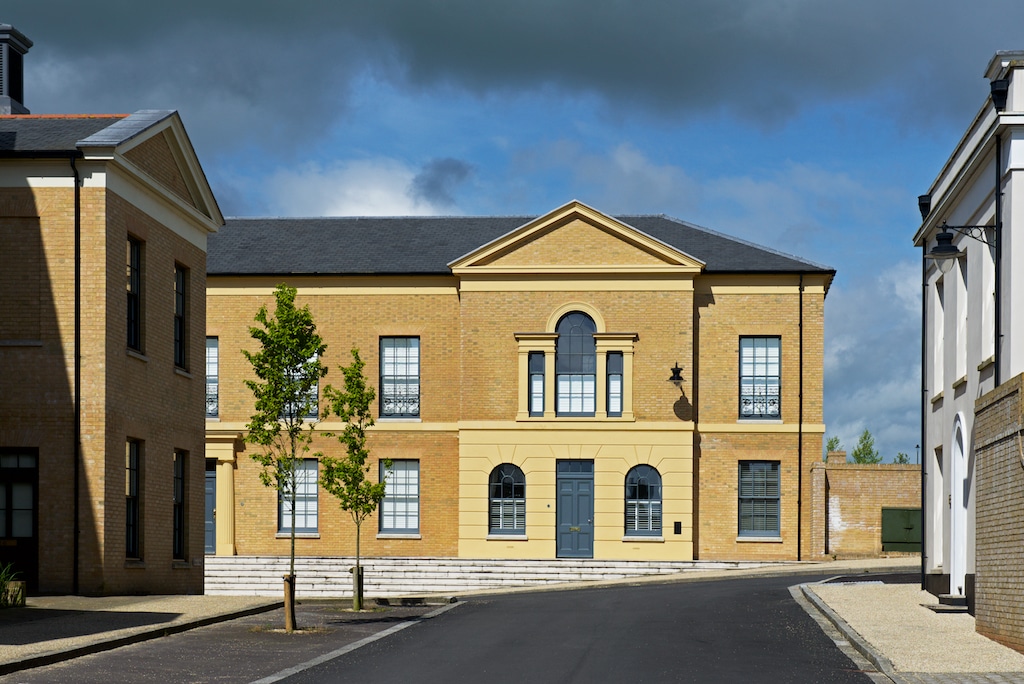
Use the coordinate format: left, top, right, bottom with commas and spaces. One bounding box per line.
797, 274, 804, 561
920, 251, 927, 590
70, 154, 81, 595
995, 132, 1003, 386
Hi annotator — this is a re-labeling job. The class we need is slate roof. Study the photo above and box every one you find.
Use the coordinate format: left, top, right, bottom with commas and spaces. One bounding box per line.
208, 214, 833, 277
0, 110, 174, 155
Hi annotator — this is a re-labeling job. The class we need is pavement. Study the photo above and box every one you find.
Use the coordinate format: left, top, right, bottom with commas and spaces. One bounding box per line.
0, 557, 1022, 683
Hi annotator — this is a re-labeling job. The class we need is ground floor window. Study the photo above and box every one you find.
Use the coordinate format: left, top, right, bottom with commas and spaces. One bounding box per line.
625, 465, 661, 535
489, 464, 525, 534
126, 439, 143, 559
738, 461, 780, 537
172, 450, 187, 560
380, 460, 419, 533
279, 459, 318, 533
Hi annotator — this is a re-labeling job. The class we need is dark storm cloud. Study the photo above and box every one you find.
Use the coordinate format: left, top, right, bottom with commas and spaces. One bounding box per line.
5, 1, 1020, 151
410, 158, 473, 207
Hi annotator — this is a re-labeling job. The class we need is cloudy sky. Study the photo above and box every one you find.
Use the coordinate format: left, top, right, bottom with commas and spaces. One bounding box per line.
7, 1, 1021, 462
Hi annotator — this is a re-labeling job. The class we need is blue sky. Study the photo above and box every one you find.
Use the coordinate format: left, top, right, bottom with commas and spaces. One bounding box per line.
8, 1, 1023, 462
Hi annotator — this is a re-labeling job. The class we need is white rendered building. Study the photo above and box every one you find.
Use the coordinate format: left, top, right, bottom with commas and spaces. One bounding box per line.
914, 51, 1024, 608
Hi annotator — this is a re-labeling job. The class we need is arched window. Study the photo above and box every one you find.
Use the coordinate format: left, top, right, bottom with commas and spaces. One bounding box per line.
489, 464, 525, 534
556, 312, 596, 416
625, 465, 662, 536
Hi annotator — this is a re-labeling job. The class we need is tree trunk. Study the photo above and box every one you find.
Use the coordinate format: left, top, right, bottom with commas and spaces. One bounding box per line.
353, 519, 362, 611
283, 573, 297, 632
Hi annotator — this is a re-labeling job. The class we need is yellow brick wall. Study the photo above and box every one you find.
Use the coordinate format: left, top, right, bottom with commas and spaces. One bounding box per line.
975, 374, 1024, 652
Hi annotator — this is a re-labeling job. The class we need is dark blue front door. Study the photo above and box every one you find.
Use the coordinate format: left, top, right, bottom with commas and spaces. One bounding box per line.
205, 461, 216, 554
556, 460, 593, 558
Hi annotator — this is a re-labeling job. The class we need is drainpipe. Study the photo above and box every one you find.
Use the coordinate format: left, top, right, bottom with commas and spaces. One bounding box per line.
995, 132, 1003, 386
797, 274, 804, 561
70, 154, 81, 595
920, 249, 927, 590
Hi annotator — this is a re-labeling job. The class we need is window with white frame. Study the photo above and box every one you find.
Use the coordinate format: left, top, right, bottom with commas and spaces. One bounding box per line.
380, 460, 419, 533
739, 336, 780, 419
738, 461, 780, 537
607, 352, 623, 418
489, 464, 525, 534
625, 465, 661, 535
205, 337, 218, 418
278, 458, 317, 533
556, 312, 596, 416
381, 337, 420, 418
528, 352, 545, 417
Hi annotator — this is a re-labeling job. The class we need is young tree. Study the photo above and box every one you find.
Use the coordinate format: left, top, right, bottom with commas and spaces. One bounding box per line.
824, 435, 842, 460
894, 452, 911, 464
319, 348, 390, 611
243, 284, 327, 632
850, 429, 882, 464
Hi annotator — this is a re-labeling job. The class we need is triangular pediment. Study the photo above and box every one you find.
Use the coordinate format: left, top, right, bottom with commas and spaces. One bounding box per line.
449, 200, 704, 275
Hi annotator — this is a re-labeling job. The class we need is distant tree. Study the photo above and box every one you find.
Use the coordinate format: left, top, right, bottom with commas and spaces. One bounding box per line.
850, 429, 882, 464
319, 348, 390, 611
243, 284, 327, 632
894, 452, 911, 465
825, 435, 842, 454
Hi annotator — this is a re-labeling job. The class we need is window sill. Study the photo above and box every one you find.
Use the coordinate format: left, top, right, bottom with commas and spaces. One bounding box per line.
0, 339, 42, 347
487, 533, 528, 541
206, 416, 220, 422
930, 391, 944, 405
124, 559, 146, 569
978, 355, 996, 372
275, 532, 320, 539
172, 560, 190, 569
174, 367, 193, 379
516, 414, 636, 423
377, 417, 422, 423
126, 349, 148, 363
622, 535, 664, 542
376, 533, 421, 540
736, 536, 782, 543
737, 417, 783, 424
951, 375, 968, 391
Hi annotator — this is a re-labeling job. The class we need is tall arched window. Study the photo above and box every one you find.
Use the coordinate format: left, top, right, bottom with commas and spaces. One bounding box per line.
625, 465, 662, 536
556, 312, 596, 416
489, 464, 525, 534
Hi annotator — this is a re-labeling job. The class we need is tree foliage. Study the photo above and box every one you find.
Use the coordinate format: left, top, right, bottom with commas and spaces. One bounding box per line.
825, 435, 842, 453
319, 348, 390, 610
242, 284, 327, 629
894, 452, 911, 464
850, 429, 882, 464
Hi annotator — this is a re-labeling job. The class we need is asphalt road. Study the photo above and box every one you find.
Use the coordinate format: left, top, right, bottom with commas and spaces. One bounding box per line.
2, 573, 873, 684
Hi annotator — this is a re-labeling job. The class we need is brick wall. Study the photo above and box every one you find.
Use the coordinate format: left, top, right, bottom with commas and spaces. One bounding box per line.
974, 373, 1024, 652
808, 457, 921, 559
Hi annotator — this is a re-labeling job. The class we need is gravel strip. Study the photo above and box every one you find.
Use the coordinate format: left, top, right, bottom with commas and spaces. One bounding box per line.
808, 583, 1024, 673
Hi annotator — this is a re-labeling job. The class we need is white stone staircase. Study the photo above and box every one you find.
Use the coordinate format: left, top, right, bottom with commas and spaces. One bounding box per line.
204, 556, 772, 598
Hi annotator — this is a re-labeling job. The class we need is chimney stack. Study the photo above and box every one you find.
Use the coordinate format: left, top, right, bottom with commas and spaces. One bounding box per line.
0, 24, 32, 114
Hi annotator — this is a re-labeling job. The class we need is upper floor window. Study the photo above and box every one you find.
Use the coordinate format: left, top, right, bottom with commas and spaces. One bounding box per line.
739, 336, 780, 419
607, 352, 623, 418
174, 265, 188, 369
126, 237, 142, 352
205, 337, 218, 418
528, 352, 545, 417
556, 312, 596, 416
625, 465, 661, 536
282, 355, 319, 421
381, 337, 419, 418
489, 464, 526, 535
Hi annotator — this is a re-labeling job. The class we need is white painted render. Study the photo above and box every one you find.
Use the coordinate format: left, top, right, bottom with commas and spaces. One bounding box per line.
916, 51, 1024, 596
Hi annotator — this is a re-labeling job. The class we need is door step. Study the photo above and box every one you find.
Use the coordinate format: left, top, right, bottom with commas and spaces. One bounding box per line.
928, 594, 969, 613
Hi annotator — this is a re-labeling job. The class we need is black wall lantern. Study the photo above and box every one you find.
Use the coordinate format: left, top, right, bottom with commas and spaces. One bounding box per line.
667, 362, 684, 391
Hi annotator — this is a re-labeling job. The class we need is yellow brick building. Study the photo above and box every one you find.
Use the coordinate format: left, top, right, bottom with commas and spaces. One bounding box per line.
0, 26, 223, 593
206, 200, 833, 563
